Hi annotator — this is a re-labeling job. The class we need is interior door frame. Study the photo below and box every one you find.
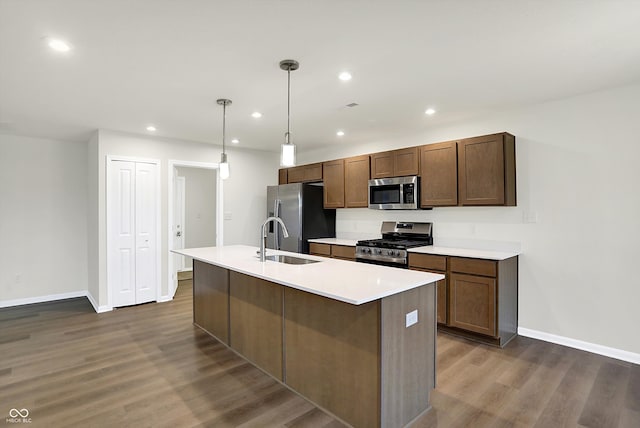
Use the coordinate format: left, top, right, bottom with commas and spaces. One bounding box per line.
173, 176, 186, 272
106, 155, 161, 310
168, 159, 222, 298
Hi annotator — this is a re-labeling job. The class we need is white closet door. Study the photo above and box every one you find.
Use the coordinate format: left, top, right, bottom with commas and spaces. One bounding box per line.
134, 162, 158, 304
110, 161, 137, 307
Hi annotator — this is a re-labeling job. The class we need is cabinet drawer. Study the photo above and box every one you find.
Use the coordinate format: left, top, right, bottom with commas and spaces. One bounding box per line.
450, 257, 496, 277
331, 245, 355, 260
309, 243, 331, 256
408, 253, 447, 271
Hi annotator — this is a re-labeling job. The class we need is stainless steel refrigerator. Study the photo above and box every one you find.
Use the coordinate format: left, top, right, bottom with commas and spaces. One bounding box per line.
266, 183, 336, 254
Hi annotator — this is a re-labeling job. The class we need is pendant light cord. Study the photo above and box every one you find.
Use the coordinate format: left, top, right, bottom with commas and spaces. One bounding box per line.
286, 68, 291, 144
222, 102, 226, 154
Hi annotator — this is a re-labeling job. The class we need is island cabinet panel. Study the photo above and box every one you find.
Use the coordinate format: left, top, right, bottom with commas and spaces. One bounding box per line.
458, 132, 516, 206
322, 159, 345, 208
420, 141, 458, 207
380, 284, 436, 428
193, 260, 229, 344
229, 272, 283, 380
344, 155, 370, 207
284, 288, 381, 428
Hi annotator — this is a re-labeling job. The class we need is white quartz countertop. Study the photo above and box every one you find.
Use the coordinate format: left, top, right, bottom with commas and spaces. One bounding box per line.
307, 238, 519, 261
308, 238, 360, 247
173, 245, 442, 305
408, 246, 519, 261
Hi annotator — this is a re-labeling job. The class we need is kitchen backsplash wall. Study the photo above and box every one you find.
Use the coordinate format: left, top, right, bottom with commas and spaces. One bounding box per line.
335, 208, 522, 252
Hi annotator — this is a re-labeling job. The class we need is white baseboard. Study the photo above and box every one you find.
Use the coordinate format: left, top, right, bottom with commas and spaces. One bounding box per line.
0, 291, 113, 313
157, 295, 173, 303
0, 291, 87, 309
85, 291, 113, 313
518, 327, 640, 365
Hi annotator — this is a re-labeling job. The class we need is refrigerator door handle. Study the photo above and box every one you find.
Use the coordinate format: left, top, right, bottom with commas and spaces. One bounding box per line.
274, 199, 282, 249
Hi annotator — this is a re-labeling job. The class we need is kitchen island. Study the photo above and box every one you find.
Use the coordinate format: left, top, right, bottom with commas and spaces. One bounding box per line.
173, 245, 443, 428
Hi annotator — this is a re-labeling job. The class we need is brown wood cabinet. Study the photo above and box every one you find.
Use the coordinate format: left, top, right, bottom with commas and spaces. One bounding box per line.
193, 260, 229, 344
309, 242, 356, 261
458, 132, 516, 206
278, 168, 288, 185
446, 256, 518, 347
409, 254, 448, 324
371, 147, 419, 179
287, 162, 323, 183
344, 155, 370, 207
420, 141, 458, 207
322, 159, 345, 208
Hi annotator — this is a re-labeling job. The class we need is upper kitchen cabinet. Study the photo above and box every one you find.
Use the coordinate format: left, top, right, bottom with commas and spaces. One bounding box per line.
286, 162, 323, 183
278, 169, 288, 185
323, 159, 345, 208
420, 141, 458, 207
344, 155, 370, 207
458, 133, 516, 206
370, 147, 419, 179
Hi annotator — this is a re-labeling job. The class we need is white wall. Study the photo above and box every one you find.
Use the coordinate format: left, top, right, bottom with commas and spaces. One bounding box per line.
299, 82, 640, 356
96, 130, 278, 307
87, 132, 99, 306
0, 134, 88, 303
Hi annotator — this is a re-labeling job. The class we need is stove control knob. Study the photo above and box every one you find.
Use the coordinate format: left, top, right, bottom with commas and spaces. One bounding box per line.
390, 250, 396, 256
376, 249, 382, 254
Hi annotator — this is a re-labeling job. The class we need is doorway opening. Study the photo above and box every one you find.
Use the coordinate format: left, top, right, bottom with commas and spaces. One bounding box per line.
168, 160, 222, 298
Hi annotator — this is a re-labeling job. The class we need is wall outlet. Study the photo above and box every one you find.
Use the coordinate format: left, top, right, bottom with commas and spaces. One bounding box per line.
405, 309, 418, 328
224, 212, 232, 220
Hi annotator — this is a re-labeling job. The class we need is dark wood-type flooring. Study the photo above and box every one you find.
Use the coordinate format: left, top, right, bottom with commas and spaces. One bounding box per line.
1, 282, 638, 427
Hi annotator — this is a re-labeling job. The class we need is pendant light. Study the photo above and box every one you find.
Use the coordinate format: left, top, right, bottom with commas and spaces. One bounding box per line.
280, 59, 299, 167
217, 98, 231, 179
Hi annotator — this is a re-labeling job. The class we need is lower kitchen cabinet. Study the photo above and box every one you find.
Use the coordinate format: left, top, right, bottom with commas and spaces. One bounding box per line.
193, 260, 229, 344
448, 273, 496, 336
410, 253, 518, 347
309, 242, 355, 261
408, 254, 447, 324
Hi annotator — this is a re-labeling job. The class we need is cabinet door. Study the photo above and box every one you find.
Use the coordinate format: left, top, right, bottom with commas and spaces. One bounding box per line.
331, 245, 356, 261
449, 273, 496, 337
420, 141, 458, 207
304, 163, 323, 182
323, 160, 345, 208
458, 133, 506, 205
394, 147, 419, 177
287, 166, 305, 183
345, 155, 370, 207
370, 151, 395, 179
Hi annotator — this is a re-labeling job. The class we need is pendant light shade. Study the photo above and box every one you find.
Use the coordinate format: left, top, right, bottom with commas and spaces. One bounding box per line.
217, 98, 232, 180
280, 59, 299, 167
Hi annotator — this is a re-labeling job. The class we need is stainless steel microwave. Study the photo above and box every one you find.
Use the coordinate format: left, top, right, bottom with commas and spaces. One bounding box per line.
368, 176, 419, 209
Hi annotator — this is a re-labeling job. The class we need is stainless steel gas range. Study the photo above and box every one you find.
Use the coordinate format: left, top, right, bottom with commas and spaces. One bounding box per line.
355, 221, 433, 268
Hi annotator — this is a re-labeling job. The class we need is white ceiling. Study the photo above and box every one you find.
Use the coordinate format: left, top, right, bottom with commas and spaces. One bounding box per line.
2, 0, 640, 152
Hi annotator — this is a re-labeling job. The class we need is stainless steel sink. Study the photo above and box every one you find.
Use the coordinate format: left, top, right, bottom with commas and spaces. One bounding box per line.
265, 255, 320, 265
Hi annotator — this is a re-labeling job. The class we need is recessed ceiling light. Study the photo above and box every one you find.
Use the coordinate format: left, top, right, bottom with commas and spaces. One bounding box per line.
336, 131, 345, 137
146, 125, 156, 132
231, 138, 239, 144
425, 108, 436, 116
251, 112, 262, 118
47, 38, 71, 52
338, 72, 352, 81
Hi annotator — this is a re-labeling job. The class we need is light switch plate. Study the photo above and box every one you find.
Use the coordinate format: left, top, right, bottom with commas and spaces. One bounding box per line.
406, 309, 418, 328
